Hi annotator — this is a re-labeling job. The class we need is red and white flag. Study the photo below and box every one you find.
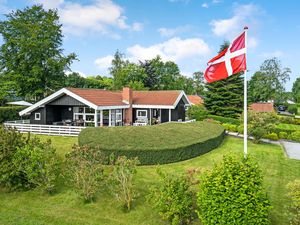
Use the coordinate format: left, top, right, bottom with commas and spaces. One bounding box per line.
204, 30, 247, 83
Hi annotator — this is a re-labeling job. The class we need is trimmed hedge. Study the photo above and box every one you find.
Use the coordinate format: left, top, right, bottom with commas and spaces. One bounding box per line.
0, 106, 27, 123
79, 122, 225, 165
207, 115, 240, 125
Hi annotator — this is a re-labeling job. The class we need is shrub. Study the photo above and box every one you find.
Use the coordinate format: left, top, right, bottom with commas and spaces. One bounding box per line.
278, 131, 288, 139
237, 125, 244, 134
187, 105, 208, 121
65, 145, 105, 202
207, 115, 240, 125
286, 179, 300, 225
12, 138, 61, 193
0, 126, 60, 192
247, 110, 277, 143
222, 123, 238, 132
0, 106, 27, 123
148, 169, 196, 225
288, 104, 298, 115
110, 156, 139, 211
196, 155, 271, 225
263, 133, 279, 141
289, 131, 300, 142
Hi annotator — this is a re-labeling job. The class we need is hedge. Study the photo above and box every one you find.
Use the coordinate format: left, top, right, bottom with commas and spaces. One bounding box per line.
207, 115, 240, 125
0, 106, 27, 123
79, 122, 225, 165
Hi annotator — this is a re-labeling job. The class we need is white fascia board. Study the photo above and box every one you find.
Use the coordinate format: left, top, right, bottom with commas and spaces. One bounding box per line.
97, 105, 129, 110
173, 91, 191, 108
132, 104, 174, 109
19, 88, 98, 116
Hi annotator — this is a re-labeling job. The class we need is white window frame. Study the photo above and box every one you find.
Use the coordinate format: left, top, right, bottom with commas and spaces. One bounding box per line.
35, 112, 41, 121
137, 110, 147, 118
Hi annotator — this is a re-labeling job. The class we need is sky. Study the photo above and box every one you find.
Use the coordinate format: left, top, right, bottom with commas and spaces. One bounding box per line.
0, 0, 299, 91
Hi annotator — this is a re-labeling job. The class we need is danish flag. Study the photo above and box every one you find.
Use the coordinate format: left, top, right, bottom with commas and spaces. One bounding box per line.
204, 30, 247, 83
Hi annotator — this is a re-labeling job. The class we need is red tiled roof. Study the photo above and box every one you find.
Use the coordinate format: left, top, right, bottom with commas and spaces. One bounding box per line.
67, 88, 182, 106
67, 88, 126, 106
187, 95, 203, 105
132, 90, 181, 105
250, 103, 274, 112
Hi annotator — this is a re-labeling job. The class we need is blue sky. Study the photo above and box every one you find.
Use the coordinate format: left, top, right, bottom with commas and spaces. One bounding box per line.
0, 0, 299, 91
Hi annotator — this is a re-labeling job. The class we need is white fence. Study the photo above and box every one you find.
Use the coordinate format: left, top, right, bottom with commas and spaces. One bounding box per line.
4, 122, 86, 136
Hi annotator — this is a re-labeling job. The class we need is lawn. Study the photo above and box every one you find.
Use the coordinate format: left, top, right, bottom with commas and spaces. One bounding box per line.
0, 135, 299, 225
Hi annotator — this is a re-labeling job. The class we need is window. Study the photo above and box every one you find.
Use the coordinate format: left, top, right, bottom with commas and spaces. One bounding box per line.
137, 110, 147, 118
35, 113, 41, 120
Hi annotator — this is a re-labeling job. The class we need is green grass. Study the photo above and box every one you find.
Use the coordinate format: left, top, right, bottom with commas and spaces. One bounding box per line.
277, 123, 300, 131
0, 136, 299, 225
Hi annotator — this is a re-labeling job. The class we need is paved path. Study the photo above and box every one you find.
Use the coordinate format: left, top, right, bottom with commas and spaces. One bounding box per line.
281, 141, 300, 160
226, 132, 300, 160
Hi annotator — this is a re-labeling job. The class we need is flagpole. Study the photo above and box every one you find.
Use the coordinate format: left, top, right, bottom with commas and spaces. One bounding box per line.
243, 26, 248, 159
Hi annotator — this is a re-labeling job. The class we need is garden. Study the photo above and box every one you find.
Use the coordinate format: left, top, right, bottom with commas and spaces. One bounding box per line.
0, 123, 300, 225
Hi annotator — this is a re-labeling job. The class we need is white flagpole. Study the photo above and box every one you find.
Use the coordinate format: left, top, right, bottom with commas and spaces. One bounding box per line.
244, 26, 248, 159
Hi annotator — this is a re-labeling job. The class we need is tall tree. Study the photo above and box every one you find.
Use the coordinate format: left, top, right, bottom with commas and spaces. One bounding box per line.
292, 77, 300, 103
204, 42, 244, 118
0, 5, 76, 101
248, 58, 291, 103
109, 50, 129, 90
192, 71, 205, 95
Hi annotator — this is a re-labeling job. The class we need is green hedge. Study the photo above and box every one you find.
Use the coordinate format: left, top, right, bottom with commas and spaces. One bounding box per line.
207, 115, 240, 125
79, 122, 225, 165
0, 106, 27, 123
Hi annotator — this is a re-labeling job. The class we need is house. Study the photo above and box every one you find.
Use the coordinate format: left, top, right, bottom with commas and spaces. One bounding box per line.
187, 95, 204, 105
249, 102, 275, 113
19, 87, 191, 127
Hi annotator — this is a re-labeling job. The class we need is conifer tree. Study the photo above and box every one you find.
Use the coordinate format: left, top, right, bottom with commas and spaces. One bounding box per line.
204, 42, 244, 118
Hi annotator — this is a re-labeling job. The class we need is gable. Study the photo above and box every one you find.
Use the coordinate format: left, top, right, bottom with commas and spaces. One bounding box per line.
48, 95, 85, 106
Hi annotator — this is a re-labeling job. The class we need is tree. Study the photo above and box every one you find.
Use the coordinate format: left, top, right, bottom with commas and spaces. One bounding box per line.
0, 5, 77, 101
204, 42, 244, 118
192, 71, 205, 96
292, 78, 300, 103
248, 58, 291, 103
109, 50, 129, 90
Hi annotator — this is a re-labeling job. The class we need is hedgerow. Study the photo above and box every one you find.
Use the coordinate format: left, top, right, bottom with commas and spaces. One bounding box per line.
0, 106, 27, 123
79, 122, 225, 165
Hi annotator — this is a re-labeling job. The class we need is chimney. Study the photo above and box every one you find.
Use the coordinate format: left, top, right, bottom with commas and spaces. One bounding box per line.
122, 87, 133, 125
122, 87, 132, 104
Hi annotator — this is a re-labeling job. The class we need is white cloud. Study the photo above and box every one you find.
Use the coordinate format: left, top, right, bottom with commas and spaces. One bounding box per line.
201, 3, 209, 8
259, 51, 284, 59
127, 37, 210, 62
95, 37, 211, 73
32, 0, 142, 37
65, 70, 87, 78
210, 3, 261, 46
212, 0, 221, 4
131, 22, 143, 31
157, 25, 192, 37
94, 55, 114, 70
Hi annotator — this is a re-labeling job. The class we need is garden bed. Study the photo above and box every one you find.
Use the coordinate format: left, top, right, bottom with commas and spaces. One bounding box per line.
79, 121, 225, 165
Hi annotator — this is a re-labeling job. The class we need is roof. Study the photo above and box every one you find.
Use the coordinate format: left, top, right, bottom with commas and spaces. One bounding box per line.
250, 103, 274, 113
20, 88, 191, 116
132, 90, 181, 105
67, 88, 126, 106
187, 95, 203, 105
7, 101, 32, 106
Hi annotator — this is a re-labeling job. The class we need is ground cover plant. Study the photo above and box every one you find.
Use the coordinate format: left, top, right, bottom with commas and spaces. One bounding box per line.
0, 135, 299, 225
79, 121, 225, 164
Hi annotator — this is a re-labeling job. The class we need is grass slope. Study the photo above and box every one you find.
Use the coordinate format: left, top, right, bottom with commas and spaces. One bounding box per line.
277, 123, 300, 131
0, 136, 299, 225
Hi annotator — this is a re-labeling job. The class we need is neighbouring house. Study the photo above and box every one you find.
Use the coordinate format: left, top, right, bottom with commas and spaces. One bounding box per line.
7, 100, 33, 106
249, 102, 275, 113
187, 95, 204, 105
19, 87, 191, 127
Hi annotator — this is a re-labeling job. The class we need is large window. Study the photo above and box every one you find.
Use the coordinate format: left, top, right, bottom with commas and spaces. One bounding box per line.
73, 107, 95, 126
137, 110, 147, 118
